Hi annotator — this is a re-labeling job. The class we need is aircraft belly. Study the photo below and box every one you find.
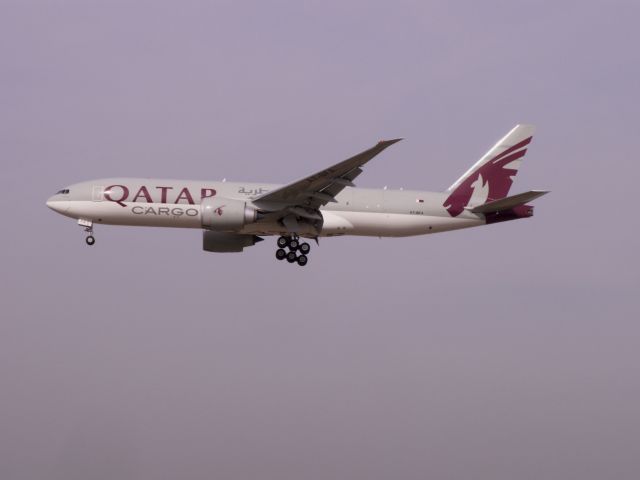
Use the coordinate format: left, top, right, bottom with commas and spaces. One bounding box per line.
321, 211, 483, 237
240, 222, 318, 236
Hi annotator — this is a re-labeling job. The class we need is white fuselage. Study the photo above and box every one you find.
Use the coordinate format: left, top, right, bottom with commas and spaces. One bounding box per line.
46, 178, 485, 238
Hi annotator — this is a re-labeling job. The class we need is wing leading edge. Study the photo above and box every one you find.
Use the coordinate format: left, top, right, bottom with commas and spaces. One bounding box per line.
253, 138, 402, 211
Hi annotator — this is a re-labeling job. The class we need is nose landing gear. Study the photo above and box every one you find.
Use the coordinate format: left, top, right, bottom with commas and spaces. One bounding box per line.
275, 235, 311, 266
78, 219, 95, 246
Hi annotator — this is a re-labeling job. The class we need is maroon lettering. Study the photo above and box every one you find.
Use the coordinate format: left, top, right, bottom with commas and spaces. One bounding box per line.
175, 187, 195, 204
132, 186, 153, 203
201, 188, 216, 199
104, 184, 129, 207
156, 186, 173, 204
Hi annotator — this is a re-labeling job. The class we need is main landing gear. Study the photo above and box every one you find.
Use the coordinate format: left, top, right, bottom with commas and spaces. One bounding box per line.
275, 235, 311, 266
78, 219, 95, 246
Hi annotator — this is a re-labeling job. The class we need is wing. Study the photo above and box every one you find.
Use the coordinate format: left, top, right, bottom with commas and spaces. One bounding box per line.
253, 138, 402, 211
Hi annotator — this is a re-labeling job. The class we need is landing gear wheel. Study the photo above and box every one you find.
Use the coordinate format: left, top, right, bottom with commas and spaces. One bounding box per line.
275, 248, 286, 260
289, 239, 299, 251
85, 235, 95, 246
277, 236, 289, 248
299, 242, 311, 254
297, 254, 308, 266
286, 251, 297, 263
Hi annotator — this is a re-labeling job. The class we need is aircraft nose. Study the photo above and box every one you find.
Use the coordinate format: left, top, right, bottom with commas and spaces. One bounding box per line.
46, 196, 69, 214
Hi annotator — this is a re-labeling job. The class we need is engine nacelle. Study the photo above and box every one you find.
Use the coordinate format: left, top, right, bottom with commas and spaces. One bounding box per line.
202, 231, 263, 253
201, 197, 256, 231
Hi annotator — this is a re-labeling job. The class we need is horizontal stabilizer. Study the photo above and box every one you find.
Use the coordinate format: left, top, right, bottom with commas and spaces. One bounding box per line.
470, 190, 549, 214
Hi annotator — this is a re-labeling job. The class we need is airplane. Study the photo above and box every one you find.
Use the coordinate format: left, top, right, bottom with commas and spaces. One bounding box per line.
46, 124, 548, 266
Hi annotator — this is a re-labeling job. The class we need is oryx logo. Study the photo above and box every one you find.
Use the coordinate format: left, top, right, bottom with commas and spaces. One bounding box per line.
443, 136, 532, 217
214, 205, 226, 216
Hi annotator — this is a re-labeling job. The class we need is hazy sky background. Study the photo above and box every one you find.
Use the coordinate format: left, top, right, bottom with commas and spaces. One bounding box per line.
1, 1, 639, 479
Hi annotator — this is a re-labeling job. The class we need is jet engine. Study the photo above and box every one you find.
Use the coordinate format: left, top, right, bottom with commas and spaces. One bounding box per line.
201, 197, 257, 231
202, 231, 263, 253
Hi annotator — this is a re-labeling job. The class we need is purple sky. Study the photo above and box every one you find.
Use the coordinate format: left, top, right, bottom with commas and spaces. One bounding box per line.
2, 1, 639, 479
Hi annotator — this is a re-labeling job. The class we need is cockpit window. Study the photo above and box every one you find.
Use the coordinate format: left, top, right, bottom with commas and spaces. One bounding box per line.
56, 189, 70, 194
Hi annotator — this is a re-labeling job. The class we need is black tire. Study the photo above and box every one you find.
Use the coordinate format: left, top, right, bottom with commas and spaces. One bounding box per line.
86, 235, 95, 246
297, 254, 308, 266
286, 251, 297, 263
277, 236, 289, 248
275, 248, 287, 260
289, 239, 299, 251
299, 242, 310, 254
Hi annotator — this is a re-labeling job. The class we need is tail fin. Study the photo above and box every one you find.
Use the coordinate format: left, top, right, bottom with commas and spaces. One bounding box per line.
443, 124, 535, 217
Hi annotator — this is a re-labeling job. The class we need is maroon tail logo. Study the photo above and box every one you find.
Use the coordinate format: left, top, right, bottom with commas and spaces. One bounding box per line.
214, 205, 226, 216
443, 137, 532, 217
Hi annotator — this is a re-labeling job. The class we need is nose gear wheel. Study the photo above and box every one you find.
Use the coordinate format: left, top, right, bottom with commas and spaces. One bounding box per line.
78, 219, 96, 246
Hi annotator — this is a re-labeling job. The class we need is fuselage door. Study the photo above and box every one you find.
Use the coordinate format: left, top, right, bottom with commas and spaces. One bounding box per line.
92, 185, 105, 201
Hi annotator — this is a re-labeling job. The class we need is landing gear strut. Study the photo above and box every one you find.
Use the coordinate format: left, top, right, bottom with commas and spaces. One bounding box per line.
78, 219, 95, 246
275, 235, 311, 266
